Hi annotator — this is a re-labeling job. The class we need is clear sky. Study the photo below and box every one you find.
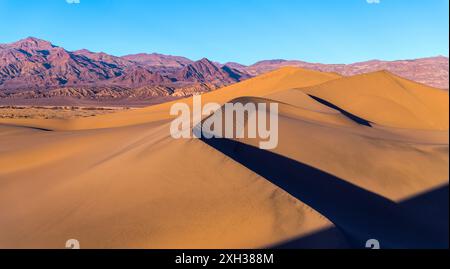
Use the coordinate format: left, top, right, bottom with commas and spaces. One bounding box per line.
0, 0, 448, 65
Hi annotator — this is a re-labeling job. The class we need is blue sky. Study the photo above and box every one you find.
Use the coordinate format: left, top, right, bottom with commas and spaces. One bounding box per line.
0, 0, 448, 65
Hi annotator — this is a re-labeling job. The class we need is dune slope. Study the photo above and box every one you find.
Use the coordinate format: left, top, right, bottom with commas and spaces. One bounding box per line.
300, 71, 449, 130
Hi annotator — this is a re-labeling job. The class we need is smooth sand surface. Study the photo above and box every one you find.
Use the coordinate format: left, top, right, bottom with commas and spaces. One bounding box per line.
301, 71, 449, 130
0, 67, 448, 248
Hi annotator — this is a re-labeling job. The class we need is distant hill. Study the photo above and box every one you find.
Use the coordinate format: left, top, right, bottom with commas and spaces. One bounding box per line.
245, 56, 449, 89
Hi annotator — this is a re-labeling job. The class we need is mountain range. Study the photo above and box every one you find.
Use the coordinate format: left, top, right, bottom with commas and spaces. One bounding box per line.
243, 57, 449, 89
0, 37, 448, 106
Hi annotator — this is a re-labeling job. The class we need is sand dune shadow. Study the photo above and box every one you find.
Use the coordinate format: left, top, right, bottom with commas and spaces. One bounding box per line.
200, 137, 449, 249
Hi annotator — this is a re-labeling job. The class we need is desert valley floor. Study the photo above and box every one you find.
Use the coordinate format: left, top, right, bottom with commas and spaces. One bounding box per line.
0, 67, 448, 248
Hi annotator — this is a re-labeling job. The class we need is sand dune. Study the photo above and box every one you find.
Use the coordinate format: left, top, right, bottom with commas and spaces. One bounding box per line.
300, 71, 449, 130
0, 67, 448, 248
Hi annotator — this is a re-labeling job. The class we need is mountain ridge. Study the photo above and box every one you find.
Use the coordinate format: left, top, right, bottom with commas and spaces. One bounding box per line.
0, 37, 448, 106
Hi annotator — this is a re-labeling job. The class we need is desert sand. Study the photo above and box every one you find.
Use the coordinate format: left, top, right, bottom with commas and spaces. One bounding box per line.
0, 106, 126, 120
0, 67, 448, 249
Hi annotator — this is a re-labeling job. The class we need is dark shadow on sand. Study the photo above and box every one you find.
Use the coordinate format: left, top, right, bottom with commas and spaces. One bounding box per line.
0, 123, 53, 132
200, 137, 449, 249
308, 95, 372, 127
